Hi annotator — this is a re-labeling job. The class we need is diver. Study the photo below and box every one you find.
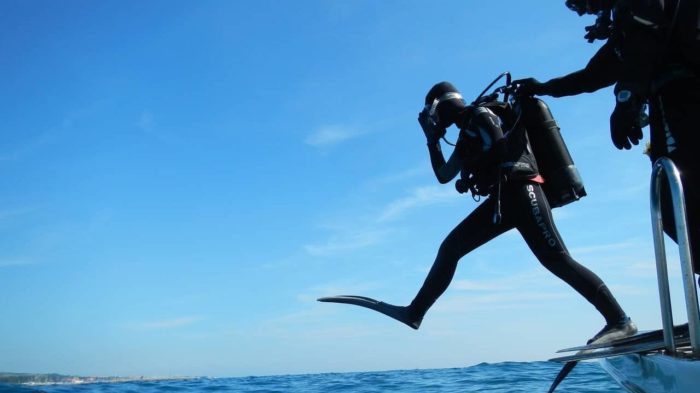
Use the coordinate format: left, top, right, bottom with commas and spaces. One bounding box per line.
514, 0, 700, 283
320, 81, 637, 345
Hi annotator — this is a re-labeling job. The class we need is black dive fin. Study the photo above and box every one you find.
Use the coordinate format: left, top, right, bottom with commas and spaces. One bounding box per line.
549, 336, 691, 362
317, 295, 421, 330
547, 361, 578, 393
556, 323, 689, 353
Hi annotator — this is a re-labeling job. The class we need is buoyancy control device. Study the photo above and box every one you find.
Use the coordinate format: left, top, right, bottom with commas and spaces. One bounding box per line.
461, 72, 587, 208
518, 96, 587, 208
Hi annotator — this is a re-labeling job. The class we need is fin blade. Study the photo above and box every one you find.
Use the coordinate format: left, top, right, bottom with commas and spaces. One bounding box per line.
317, 295, 419, 330
547, 361, 577, 393
317, 295, 379, 304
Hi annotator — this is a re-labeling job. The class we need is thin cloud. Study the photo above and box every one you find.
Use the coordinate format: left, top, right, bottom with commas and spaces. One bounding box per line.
305, 125, 363, 148
435, 291, 571, 313
0, 130, 56, 161
300, 281, 382, 301
365, 163, 428, 187
126, 316, 202, 331
378, 185, 457, 222
604, 181, 649, 200
2, 101, 106, 161
624, 258, 681, 278
569, 240, 642, 255
452, 279, 511, 292
452, 269, 554, 293
305, 183, 457, 257
304, 229, 391, 257
135, 110, 179, 143
0, 206, 40, 221
137, 111, 156, 134
0, 259, 33, 268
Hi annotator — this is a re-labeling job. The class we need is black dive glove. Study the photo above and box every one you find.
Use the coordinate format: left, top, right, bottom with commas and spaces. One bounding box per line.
512, 78, 550, 97
418, 110, 446, 144
583, 13, 613, 43
610, 90, 645, 150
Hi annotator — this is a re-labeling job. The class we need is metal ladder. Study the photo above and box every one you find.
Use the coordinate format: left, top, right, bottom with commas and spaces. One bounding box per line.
650, 157, 700, 356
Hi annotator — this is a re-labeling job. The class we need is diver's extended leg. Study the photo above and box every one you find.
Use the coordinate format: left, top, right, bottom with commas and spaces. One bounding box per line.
407, 197, 511, 324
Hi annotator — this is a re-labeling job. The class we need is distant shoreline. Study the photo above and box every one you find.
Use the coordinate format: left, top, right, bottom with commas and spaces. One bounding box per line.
0, 373, 194, 385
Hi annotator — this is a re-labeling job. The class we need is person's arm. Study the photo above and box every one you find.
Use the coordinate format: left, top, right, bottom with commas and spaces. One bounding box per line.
613, 1, 668, 99
427, 141, 462, 184
608, 1, 668, 149
418, 111, 460, 184
514, 41, 620, 97
420, 107, 507, 184
540, 41, 621, 97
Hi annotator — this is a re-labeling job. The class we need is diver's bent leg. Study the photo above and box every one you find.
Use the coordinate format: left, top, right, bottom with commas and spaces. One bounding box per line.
407, 198, 510, 323
511, 183, 627, 325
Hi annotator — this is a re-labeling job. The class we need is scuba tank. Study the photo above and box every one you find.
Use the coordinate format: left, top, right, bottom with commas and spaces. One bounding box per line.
461, 72, 586, 209
519, 97, 587, 208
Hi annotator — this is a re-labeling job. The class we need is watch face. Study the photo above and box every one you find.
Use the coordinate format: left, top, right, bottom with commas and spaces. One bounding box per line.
617, 90, 632, 103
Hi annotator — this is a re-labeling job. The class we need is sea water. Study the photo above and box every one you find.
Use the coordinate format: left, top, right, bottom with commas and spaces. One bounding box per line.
0, 361, 625, 393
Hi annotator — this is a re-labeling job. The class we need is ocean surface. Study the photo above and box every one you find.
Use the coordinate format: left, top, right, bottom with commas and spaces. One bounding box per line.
0, 361, 625, 393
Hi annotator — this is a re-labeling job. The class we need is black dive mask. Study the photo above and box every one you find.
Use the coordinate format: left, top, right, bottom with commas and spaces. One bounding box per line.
423, 92, 465, 128
565, 0, 614, 16
565, 0, 588, 16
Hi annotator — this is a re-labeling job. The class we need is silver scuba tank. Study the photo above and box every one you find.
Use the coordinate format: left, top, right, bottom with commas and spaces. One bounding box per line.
520, 97, 587, 208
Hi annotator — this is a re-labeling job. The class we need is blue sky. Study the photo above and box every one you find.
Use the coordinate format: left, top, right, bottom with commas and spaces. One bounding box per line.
0, 0, 693, 379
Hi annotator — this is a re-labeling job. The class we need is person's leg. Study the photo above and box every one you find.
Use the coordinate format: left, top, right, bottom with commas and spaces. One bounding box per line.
508, 182, 631, 335
658, 166, 700, 274
656, 79, 700, 279
407, 197, 512, 321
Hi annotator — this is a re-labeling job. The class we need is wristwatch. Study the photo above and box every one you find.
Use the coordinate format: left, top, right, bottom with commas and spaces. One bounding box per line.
616, 89, 633, 103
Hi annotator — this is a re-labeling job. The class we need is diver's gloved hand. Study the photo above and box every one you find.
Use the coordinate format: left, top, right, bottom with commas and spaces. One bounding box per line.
418, 110, 446, 144
583, 15, 612, 42
512, 78, 549, 97
610, 90, 645, 150
455, 177, 471, 194
584, 23, 607, 42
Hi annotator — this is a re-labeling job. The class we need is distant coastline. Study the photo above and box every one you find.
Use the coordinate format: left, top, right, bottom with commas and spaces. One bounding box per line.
0, 373, 192, 385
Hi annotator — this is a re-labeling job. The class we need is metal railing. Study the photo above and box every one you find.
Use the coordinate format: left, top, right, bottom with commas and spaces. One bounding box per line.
650, 157, 700, 355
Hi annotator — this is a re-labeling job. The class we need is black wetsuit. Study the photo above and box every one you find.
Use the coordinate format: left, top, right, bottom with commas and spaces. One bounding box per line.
408, 104, 626, 326
533, 0, 700, 273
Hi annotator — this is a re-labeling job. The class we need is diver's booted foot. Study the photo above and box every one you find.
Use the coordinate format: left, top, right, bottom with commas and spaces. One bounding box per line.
587, 317, 637, 345
378, 302, 422, 330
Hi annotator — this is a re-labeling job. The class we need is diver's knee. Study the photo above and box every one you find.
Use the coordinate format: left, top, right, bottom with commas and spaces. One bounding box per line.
535, 251, 572, 273
436, 239, 462, 262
